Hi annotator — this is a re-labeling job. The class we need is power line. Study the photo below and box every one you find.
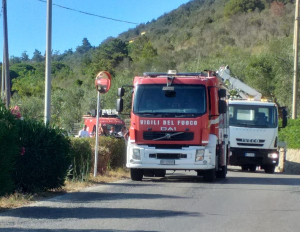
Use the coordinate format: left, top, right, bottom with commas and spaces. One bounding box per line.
36, 0, 138, 25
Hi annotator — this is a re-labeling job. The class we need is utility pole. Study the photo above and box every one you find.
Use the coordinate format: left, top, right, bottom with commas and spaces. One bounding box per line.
2, 0, 10, 108
293, 0, 299, 119
1, 49, 5, 99
44, 0, 52, 124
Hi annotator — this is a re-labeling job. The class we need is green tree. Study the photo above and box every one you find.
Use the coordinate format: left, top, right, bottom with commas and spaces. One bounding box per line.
128, 36, 158, 73
21, 51, 29, 62
32, 49, 44, 62
10, 56, 21, 64
76, 38, 93, 54
87, 38, 128, 76
12, 70, 44, 97
224, 0, 265, 17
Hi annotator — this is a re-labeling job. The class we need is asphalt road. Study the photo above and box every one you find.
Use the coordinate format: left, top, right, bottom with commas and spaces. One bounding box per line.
1, 167, 300, 232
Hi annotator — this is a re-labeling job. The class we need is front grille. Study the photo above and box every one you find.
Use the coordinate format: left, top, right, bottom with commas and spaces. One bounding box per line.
149, 153, 187, 159
236, 139, 265, 143
237, 143, 264, 147
143, 132, 194, 141
236, 138, 264, 147
149, 144, 187, 149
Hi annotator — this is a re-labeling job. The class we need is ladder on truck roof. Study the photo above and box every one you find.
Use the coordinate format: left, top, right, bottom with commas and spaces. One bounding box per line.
143, 71, 207, 77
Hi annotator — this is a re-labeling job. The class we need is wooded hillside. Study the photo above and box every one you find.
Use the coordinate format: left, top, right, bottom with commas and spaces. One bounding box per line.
3, 0, 298, 131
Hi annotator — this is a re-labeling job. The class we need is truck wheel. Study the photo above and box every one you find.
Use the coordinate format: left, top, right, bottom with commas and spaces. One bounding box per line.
203, 169, 215, 182
130, 169, 143, 181
143, 169, 154, 177
154, 169, 166, 177
264, 165, 275, 174
216, 165, 227, 178
249, 165, 256, 172
196, 170, 203, 176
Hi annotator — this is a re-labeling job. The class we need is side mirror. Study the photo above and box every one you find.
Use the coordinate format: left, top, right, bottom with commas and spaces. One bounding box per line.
218, 89, 227, 98
118, 87, 125, 97
219, 100, 227, 114
116, 98, 123, 112
279, 107, 288, 128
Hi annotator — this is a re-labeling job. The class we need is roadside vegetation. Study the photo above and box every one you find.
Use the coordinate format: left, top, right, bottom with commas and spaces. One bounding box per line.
0, 100, 129, 211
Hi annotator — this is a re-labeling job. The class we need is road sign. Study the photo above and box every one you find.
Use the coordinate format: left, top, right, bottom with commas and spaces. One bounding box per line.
95, 71, 111, 94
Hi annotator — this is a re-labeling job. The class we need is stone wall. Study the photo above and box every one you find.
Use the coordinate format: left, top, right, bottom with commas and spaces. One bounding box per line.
277, 149, 300, 174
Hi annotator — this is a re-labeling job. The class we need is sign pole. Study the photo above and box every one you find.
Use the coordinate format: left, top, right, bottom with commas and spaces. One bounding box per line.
93, 71, 111, 177
94, 91, 101, 177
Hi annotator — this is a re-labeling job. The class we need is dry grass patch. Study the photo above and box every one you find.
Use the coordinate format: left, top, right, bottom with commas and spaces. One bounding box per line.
0, 168, 130, 212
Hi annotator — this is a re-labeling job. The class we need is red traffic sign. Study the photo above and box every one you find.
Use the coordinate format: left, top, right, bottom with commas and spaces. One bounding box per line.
95, 71, 111, 94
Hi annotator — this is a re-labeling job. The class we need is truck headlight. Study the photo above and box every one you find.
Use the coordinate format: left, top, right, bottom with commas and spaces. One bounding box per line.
195, 149, 205, 161
132, 149, 141, 160
268, 153, 278, 159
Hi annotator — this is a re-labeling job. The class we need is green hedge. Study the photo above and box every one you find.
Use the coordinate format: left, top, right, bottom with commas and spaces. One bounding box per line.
13, 120, 71, 193
89, 136, 126, 174
279, 119, 300, 149
0, 102, 19, 196
69, 138, 92, 181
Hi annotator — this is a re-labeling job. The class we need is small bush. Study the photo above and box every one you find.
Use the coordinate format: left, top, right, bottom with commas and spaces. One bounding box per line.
0, 102, 19, 196
13, 120, 71, 193
69, 138, 92, 181
279, 119, 300, 149
89, 136, 126, 174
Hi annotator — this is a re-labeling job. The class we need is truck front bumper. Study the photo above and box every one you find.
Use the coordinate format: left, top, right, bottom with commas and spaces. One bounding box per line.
126, 144, 215, 170
229, 148, 279, 166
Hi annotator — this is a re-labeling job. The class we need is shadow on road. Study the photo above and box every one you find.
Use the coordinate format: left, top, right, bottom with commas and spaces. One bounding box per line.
1, 207, 199, 220
46, 192, 186, 203
220, 176, 300, 186
136, 171, 300, 186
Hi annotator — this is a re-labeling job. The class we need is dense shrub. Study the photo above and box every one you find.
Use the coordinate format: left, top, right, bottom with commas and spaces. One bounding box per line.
278, 119, 300, 149
0, 102, 19, 196
13, 120, 71, 192
89, 136, 126, 174
69, 138, 92, 181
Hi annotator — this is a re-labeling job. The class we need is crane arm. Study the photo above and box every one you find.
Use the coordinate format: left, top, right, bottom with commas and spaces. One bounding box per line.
217, 66, 262, 100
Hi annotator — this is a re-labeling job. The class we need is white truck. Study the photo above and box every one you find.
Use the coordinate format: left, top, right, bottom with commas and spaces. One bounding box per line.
218, 66, 287, 173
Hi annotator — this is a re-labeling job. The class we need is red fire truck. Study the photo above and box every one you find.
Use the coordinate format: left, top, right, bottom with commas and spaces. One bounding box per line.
117, 70, 229, 182
83, 109, 125, 136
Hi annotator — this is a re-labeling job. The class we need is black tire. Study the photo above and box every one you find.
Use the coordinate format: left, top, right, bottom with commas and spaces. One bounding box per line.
249, 165, 256, 172
264, 165, 275, 174
130, 169, 143, 181
216, 165, 227, 178
196, 170, 203, 176
241, 165, 248, 171
203, 169, 215, 182
143, 169, 154, 177
154, 169, 166, 177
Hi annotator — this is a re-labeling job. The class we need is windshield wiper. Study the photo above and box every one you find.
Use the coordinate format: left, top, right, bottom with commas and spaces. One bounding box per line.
252, 124, 269, 128
175, 113, 195, 117
153, 132, 184, 141
234, 123, 249, 127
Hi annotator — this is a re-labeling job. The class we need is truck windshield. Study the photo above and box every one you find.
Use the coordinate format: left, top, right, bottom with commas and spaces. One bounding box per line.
133, 84, 206, 116
229, 104, 277, 128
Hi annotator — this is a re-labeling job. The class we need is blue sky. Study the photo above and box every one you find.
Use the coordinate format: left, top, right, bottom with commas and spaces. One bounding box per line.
0, 0, 191, 62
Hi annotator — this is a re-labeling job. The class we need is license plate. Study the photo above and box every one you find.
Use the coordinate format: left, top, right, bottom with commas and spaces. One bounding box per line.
245, 153, 255, 157
160, 159, 175, 165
